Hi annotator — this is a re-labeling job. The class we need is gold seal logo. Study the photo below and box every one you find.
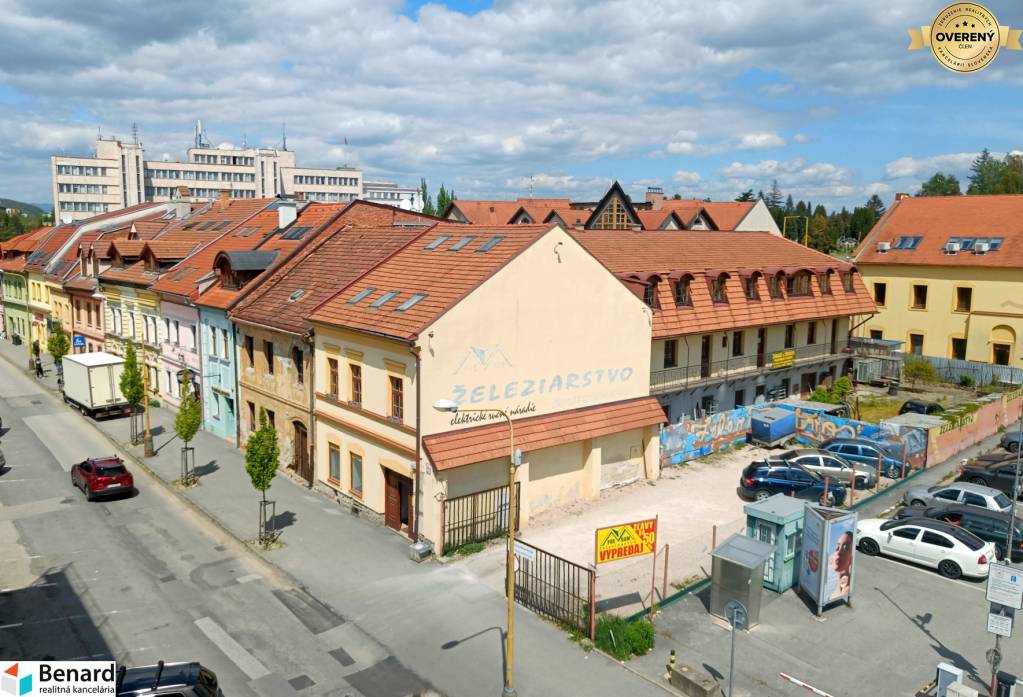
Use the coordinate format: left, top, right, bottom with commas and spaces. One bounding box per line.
907, 2, 1021, 72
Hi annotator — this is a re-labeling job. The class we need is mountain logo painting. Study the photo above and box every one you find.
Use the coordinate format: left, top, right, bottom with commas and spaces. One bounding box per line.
907, 2, 1021, 73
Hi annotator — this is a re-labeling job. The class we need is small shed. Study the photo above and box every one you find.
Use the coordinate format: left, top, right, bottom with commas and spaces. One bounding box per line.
750, 407, 797, 447
744, 494, 807, 592
709, 533, 775, 628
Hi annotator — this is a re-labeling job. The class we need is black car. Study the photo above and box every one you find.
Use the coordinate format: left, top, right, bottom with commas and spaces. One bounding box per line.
959, 456, 1022, 499
738, 462, 847, 506
117, 661, 221, 696
899, 399, 943, 415
895, 503, 1023, 562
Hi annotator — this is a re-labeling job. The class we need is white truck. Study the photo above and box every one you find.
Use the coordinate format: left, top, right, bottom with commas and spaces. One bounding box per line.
62, 352, 130, 418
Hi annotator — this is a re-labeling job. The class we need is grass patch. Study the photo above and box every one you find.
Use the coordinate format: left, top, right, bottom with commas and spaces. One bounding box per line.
594, 615, 655, 661
670, 573, 706, 592
444, 541, 486, 557
856, 396, 901, 424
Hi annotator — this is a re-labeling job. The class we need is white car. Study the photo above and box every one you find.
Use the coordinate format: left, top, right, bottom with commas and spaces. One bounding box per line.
857, 517, 996, 579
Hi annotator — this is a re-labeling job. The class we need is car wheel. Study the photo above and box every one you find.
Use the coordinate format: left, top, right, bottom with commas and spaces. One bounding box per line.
885, 466, 900, 479
996, 544, 1007, 561
858, 538, 880, 556
1008, 442, 1020, 453
968, 477, 989, 486
910, 499, 926, 506
754, 490, 771, 502
821, 492, 836, 507
938, 560, 962, 579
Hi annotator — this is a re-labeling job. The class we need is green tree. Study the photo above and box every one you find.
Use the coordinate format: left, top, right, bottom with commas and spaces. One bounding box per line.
918, 172, 961, 196
967, 148, 1004, 194
46, 321, 70, 365
765, 179, 784, 209
865, 194, 886, 218
174, 369, 202, 484
784, 194, 794, 214
120, 343, 145, 443
998, 153, 1023, 194
419, 177, 436, 216
436, 183, 452, 215
245, 408, 280, 545
735, 189, 755, 202
903, 357, 939, 386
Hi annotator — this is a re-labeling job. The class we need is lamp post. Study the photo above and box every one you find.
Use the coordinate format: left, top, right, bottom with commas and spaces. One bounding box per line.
433, 398, 518, 697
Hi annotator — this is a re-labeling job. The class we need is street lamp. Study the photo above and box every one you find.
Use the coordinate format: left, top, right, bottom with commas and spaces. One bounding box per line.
433, 398, 518, 697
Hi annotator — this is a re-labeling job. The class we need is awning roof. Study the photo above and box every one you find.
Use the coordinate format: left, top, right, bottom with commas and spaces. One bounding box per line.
423, 396, 665, 471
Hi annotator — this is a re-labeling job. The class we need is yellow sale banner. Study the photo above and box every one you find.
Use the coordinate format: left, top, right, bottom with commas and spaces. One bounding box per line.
595, 518, 657, 565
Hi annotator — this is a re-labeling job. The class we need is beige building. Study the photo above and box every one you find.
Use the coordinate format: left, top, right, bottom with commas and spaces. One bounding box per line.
308, 223, 663, 549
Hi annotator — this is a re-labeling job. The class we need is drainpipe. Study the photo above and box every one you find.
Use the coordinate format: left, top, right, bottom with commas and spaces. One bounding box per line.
409, 339, 422, 541
306, 330, 316, 488
682, 335, 692, 418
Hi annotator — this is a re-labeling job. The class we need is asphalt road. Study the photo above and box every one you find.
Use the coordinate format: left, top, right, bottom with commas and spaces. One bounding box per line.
0, 361, 435, 696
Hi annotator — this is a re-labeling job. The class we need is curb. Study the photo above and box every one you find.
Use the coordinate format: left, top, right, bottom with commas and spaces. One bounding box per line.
590, 645, 683, 697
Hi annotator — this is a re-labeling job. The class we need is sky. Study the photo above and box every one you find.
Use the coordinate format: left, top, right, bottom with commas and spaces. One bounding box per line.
1, 0, 1022, 210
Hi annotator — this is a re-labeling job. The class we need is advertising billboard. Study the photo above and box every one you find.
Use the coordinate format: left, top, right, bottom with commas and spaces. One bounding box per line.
594, 518, 657, 565
799, 505, 857, 615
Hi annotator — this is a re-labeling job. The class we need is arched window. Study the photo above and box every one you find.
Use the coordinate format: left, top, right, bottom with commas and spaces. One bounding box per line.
711, 272, 729, 304
744, 271, 762, 300
769, 272, 784, 299
643, 275, 662, 308
786, 270, 812, 297
672, 274, 693, 306
817, 269, 835, 295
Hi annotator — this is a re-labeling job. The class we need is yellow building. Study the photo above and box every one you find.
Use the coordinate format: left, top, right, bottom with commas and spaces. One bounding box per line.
308, 223, 663, 547
854, 194, 1023, 365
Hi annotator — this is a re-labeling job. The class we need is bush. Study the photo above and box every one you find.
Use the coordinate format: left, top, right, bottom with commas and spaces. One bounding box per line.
903, 357, 939, 386
808, 376, 853, 405
594, 615, 655, 660
959, 374, 975, 388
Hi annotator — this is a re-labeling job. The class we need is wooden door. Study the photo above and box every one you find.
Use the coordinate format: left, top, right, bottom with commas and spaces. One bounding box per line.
700, 336, 711, 378
292, 422, 311, 484
385, 470, 401, 531
756, 329, 766, 368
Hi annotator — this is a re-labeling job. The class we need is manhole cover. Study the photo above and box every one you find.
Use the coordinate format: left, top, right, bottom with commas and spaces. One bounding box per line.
31, 400, 43, 405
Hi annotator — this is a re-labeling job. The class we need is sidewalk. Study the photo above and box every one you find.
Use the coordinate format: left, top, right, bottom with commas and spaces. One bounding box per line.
0, 341, 670, 697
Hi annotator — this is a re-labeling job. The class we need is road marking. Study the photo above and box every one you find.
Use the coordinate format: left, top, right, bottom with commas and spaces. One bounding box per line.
0, 622, 23, 630
194, 616, 270, 680
236, 573, 262, 584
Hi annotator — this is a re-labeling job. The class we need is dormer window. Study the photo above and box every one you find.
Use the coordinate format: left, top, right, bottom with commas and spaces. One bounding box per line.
673, 278, 692, 306
817, 271, 833, 295
786, 270, 812, 297
711, 273, 728, 304
643, 278, 661, 309
769, 273, 783, 299
744, 274, 761, 301
842, 271, 855, 292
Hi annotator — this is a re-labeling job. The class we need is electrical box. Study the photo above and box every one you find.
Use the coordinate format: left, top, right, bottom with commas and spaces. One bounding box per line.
408, 541, 433, 563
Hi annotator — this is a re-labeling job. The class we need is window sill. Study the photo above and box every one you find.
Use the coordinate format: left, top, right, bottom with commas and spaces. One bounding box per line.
349, 489, 363, 499
909, 306, 927, 311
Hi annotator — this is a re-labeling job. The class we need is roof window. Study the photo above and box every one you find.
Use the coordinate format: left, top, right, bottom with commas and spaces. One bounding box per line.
214, 221, 231, 230
892, 236, 922, 250
476, 236, 505, 253
370, 290, 400, 308
424, 235, 450, 251
281, 226, 313, 240
288, 289, 305, 302
348, 287, 376, 304
396, 293, 427, 312
448, 236, 476, 252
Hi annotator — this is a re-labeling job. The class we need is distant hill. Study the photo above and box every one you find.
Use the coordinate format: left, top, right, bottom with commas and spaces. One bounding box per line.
0, 198, 45, 216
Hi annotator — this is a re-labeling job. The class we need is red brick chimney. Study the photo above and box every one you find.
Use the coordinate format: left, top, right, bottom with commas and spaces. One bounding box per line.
645, 187, 665, 210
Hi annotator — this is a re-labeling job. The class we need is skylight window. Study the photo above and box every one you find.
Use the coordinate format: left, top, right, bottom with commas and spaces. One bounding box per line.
214, 221, 231, 230
348, 287, 376, 304
893, 236, 922, 249
448, 236, 476, 251
959, 237, 975, 250
476, 236, 505, 253
370, 290, 400, 308
199, 221, 216, 230
989, 237, 1004, 250
183, 222, 198, 230
948, 236, 1004, 251
281, 226, 312, 240
424, 235, 450, 251
396, 293, 427, 312
288, 289, 305, 302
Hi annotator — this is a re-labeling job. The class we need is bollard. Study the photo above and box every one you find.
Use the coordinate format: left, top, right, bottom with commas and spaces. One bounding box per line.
665, 649, 676, 679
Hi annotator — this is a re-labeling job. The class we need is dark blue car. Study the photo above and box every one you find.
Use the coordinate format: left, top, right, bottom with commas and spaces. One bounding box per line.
738, 462, 846, 506
820, 437, 906, 479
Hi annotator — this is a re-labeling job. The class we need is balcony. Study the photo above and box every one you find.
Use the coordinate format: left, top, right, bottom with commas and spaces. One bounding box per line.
650, 340, 848, 394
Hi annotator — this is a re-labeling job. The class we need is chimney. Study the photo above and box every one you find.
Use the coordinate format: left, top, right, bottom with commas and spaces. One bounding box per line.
645, 186, 665, 210
278, 198, 298, 229
172, 186, 191, 218
217, 190, 231, 211
895, 192, 911, 201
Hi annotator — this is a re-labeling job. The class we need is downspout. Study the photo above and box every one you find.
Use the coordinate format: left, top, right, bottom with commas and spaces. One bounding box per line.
409, 339, 422, 541
306, 329, 316, 488
682, 335, 692, 419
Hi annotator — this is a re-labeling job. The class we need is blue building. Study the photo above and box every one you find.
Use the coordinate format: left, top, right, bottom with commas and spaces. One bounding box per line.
198, 305, 238, 443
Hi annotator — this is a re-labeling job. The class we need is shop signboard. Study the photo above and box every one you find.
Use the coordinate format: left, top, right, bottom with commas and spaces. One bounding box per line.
594, 517, 657, 565
798, 505, 857, 615
770, 349, 795, 370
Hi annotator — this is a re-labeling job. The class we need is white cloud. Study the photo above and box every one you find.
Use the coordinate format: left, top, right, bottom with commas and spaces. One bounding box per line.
672, 170, 702, 186
883, 152, 981, 179
792, 133, 812, 143
736, 132, 785, 150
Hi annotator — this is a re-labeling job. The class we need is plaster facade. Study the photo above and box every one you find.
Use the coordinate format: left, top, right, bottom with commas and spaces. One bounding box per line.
198, 307, 238, 443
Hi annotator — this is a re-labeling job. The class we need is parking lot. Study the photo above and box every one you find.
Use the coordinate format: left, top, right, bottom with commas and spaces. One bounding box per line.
632, 549, 1021, 697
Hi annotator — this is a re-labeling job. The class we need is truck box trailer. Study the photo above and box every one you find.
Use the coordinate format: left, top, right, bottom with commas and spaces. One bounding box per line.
62, 352, 130, 418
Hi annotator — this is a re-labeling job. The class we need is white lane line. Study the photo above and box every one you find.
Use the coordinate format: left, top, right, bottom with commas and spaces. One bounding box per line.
194, 616, 270, 680
235, 574, 262, 584
0, 622, 23, 630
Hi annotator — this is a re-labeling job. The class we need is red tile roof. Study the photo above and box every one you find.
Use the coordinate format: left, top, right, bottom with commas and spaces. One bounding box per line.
635, 209, 683, 230
447, 199, 569, 225
131, 221, 172, 239
24, 225, 76, 271
572, 229, 876, 338
545, 208, 590, 229
854, 194, 1023, 268
698, 201, 755, 230
99, 260, 160, 286
47, 230, 102, 282
232, 224, 427, 334
310, 224, 551, 340
423, 397, 665, 471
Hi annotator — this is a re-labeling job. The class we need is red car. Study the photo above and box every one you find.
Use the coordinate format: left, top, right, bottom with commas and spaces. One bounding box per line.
70, 456, 134, 500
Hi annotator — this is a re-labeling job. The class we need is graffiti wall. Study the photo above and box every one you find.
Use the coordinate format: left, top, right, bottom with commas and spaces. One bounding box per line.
660, 406, 752, 466
793, 410, 881, 446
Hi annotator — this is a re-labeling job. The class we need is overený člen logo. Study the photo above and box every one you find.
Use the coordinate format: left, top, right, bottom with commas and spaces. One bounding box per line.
907, 2, 1021, 73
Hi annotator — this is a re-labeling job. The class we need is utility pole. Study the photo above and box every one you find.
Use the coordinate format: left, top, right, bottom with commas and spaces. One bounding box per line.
140, 340, 155, 457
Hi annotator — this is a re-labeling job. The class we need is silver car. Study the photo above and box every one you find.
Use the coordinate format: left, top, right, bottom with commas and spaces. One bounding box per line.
775, 449, 877, 489
902, 482, 1013, 513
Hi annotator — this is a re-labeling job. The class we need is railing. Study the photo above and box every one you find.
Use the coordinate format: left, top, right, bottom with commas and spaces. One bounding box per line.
442, 482, 521, 553
650, 340, 848, 394
513, 539, 595, 640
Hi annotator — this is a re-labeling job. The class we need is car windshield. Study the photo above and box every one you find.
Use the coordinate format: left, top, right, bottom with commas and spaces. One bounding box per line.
96, 465, 127, 476
994, 493, 1011, 508
944, 525, 985, 551
880, 519, 904, 531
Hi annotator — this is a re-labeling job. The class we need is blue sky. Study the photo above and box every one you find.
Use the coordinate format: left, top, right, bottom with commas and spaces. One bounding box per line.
0, 0, 1021, 209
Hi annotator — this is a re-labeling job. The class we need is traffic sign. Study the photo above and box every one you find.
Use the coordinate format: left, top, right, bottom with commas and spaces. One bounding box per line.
72, 335, 86, 348
986, 646, 1002, 672
724, 600, 748, 630
988, 612, 1012, 638
987, 564, 1023, 610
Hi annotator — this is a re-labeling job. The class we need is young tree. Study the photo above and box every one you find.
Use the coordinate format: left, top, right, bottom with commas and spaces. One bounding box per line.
47, 321, 71, 364
735, 189, 755, 202
245, 408, 280, 546
419, 177, 436, 216
436, 183, 452, 215
999, 153, 1023, 194
918, 172, 962, 197
174, 369, 202, 485
865, 194, 886, 218
120, 343, 145, 443
967, 148, 1004, 194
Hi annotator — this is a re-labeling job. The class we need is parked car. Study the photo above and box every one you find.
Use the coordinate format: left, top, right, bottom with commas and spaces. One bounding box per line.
902, 482, 1013, 513
820, 438, 905, 479
899, 399, 944, 415
1000, 431, 1022, 453
117, 661, 222, 696
958, 457, 1022, 499
738, 462, 847, 506
70, 456, 134, 501
895, 504, 1023, 562
856, 517, 996, 579
764, 449, 876, 489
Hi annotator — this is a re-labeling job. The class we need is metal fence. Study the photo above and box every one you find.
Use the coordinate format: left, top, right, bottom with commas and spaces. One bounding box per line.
513, 539, 595, 639
442, 482, 520, 553
901, 353, 1023, 387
